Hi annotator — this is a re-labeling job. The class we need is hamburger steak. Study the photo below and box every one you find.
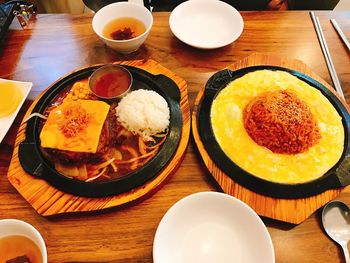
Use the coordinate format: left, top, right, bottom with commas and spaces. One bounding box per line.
42, 108, 120, 165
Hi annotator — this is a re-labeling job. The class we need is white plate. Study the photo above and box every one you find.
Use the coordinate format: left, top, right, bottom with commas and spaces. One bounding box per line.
153, 192, 274, 263
169, 0, 244, 49
0, 79, 32, 143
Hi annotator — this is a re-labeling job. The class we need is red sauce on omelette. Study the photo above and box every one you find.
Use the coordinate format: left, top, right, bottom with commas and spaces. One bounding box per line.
243, 90, 321, 154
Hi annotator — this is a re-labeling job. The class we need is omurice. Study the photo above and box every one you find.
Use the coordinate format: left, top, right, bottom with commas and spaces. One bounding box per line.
210, 70, 344, 184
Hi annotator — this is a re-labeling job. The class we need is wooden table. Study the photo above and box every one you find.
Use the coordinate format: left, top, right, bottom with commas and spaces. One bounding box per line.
1, 11, 350, 262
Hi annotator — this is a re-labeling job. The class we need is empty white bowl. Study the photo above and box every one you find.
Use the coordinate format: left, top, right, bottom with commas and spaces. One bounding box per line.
153, 192, 274, 263
169, 0, 244, 49
0, 219, 47, 263
92, 2, 153, 54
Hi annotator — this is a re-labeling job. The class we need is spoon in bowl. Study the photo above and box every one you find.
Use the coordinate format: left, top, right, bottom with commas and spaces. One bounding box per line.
322, 200, 350, 263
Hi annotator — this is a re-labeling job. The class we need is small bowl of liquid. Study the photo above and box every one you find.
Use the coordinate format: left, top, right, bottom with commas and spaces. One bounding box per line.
89, 64, 133, 100
92, 2, 153, 54
0, 219, 47, 263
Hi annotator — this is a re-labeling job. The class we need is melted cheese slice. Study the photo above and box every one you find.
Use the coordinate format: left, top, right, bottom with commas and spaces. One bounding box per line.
40, 100, 110, 153
211, 70, 344, 184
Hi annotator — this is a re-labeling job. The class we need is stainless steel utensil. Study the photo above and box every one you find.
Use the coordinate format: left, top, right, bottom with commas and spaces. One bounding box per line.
322, 200, 350, 263
331, 19, 350, 52
310, 11, 345, 100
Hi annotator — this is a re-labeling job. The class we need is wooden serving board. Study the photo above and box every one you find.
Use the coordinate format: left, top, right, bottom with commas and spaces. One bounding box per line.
7, 59, 190, 217
192, 53, 350, 224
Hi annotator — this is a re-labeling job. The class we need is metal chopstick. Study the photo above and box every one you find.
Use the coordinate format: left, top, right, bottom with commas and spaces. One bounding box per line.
310, 11, 345, 100
330, 19, 350, 52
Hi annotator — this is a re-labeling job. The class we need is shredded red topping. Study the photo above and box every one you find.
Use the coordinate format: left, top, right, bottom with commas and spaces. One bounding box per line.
59, 103, 90, 138
110, 27, 135, 40
243, 90, 321, 154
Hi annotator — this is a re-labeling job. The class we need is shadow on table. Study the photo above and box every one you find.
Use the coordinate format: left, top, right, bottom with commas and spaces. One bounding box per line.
83, 0, 340, 12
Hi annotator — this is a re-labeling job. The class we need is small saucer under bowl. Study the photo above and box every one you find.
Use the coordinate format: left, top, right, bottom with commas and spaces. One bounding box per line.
169, 0, 244, 49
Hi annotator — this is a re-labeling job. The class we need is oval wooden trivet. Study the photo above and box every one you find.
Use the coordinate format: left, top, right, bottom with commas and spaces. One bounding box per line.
192, 53, 350, 224
7, 59, 190, 217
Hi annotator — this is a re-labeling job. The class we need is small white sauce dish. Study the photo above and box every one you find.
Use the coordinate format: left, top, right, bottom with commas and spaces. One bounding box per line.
0, 219, 47, 263
169, 0, 244, 49
153, 192, 274, 263
92, 2, 153, 54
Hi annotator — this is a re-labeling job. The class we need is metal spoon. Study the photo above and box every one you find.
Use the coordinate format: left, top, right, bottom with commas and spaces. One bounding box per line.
322, 200, 350, 263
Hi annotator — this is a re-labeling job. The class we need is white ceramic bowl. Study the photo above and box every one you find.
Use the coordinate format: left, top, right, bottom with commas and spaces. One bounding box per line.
153, 192, 274, 263
169, 0, 244, 49
92, 2, 153, 54
0, 219, 47, 263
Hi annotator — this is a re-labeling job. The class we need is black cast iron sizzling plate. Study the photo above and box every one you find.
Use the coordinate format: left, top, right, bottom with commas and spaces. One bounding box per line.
197, 65, 350, 199
18, 65, 182, 197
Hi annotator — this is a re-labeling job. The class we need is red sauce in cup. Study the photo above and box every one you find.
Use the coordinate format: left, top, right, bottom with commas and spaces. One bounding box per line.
89, 65, 132, 99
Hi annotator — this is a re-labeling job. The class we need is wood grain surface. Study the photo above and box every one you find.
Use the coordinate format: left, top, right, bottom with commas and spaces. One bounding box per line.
192, 53, 349, 224
0, 11, 350, 262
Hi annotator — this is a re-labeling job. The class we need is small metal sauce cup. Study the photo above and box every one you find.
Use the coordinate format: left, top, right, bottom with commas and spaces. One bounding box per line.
89, 64, 133, 100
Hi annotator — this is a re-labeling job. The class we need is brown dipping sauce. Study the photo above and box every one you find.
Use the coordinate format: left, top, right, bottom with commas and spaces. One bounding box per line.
90, 67, 132, 99
103, 17, 146, 41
